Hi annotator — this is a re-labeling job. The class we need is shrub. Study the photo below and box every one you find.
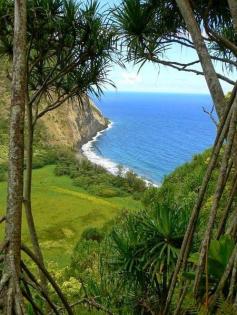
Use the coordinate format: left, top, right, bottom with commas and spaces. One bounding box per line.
142, 187, 159, 207
124, 171, 146, 193
32, 148, 59, 169
0, 169, 6, 181
54, 150, 78, 176
55, 152, 147, 198
73, 175, 94, 189
88, 184, 122, 198
0, 163, 7, 182
80, 227, 104, 243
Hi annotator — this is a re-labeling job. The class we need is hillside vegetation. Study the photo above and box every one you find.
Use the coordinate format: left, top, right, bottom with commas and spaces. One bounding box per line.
0, 63, 143, 268
0, 164, 141, 266
63, 147, 236, 315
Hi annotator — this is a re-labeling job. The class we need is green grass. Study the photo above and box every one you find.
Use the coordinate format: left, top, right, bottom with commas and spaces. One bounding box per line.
0, 165, 141, 267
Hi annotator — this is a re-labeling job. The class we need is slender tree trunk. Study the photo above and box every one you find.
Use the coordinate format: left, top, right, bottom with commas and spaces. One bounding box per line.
164, 96, 232, 314
194, 94, 237, 294
216, 171, 237, 239
24, 102, 48, 293
228, 0, 237, 33
209, 244, 237, 309
175, 0, 226, 119
2, 0, 27, 313
228, 251, 237, 302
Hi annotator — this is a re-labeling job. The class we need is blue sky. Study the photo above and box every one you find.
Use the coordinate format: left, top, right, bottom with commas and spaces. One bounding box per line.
99, 0, 234, 94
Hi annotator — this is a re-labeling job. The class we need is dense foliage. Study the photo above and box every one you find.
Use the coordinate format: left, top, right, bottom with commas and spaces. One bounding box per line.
54, 152, 147, 199
64, 147, 237, 314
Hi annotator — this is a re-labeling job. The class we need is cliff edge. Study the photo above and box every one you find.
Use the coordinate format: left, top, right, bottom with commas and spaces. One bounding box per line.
0, 62, 108, 152
41, 96, 108, 150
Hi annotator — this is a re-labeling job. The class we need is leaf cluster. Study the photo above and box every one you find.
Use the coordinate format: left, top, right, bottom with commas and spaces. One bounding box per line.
112, 0, 236, 71
0, 0, 117, 118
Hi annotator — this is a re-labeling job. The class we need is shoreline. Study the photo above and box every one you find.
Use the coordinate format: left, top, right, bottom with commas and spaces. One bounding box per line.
81, 122, 160, 187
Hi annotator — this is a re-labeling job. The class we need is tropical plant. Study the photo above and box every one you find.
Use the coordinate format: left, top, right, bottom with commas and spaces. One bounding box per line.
186, 236, 235, 298
107, 204, 188, 314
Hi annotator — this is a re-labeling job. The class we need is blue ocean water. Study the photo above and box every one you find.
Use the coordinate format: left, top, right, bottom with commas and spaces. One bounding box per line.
83, 92, 216, 185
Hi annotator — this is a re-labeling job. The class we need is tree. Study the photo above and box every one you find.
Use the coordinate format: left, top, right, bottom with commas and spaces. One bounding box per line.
108, 205, 187, 314
114, 1, 237, 313
0, 0, 116, 292
1, 0, 27, 313
0, 0, 116, 313
113, 0, 236, 119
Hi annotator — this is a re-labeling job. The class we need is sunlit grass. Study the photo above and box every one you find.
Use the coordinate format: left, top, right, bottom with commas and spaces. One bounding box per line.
0, 165, 140, 267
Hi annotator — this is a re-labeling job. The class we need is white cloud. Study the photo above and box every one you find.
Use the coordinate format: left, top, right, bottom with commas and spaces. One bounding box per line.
120, 72, 142, 85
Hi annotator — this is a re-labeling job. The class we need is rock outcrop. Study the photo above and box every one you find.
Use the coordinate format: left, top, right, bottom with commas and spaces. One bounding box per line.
0, 61, 107, 151
40, 96, 108, 150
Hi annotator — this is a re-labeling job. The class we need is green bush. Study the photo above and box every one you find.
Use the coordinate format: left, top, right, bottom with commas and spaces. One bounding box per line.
32, 148, 59, 169
0, 168, 6, 181
73, 175, 94, 189
80, 227, 104, 242
88, 184, 122, 198
123, 171, 146, 193
54, 150, 78, 176
142, 187, 159, 207
55, 153, 147, 198
0, 163, 7, 182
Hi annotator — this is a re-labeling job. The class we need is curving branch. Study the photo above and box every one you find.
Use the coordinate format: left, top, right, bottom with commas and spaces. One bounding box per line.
21, 244, 73, 315
0, 216, 6, 224
202, 2, 237, 57
52, 297, 114, 315
164, 80, 237, 315
194, 95, 237, 295
202, 105, 218, 127
146, 56, 235, 85
21, 261, 60, 315
35, 86, 84, 123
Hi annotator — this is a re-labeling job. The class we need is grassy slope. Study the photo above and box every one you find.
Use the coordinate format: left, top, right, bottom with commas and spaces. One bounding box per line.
0, 165, 141, 267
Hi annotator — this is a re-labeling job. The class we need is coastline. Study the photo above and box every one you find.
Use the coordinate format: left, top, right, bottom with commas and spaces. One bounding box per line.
81, 121, 121, 175
81, 121, 160, 187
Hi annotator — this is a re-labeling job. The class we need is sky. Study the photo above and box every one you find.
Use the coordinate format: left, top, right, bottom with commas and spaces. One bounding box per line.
98, 0, 234, 94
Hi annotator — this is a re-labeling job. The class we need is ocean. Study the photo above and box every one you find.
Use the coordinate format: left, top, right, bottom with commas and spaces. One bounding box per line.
82, 92, 216, 185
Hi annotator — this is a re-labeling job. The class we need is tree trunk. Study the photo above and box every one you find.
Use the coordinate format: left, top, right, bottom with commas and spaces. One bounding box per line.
194, 94, 237, 294
24, 101, 49, 298
164, 96, 232, 314
2, 0, 27, 313
175, 0, 226, 119
228, 0, 237, 34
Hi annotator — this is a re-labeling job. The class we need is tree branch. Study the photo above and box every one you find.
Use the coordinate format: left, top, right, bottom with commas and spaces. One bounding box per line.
52, 297, 114, 315
21, 244, 73, 315
148, 56, 235, 85
202, 105, 218, 127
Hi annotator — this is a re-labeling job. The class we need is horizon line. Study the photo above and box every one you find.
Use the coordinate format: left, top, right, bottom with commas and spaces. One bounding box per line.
101, 90, 210, 95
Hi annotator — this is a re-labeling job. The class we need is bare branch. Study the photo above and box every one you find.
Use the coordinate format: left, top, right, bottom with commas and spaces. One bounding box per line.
52, 297, 115, 315
0, 216, 6, 224
21, 244, 73, 315
148, 56, 235, 85
202, 105, 218, 127
35, 88, 82, 122
21, 262, 60, 315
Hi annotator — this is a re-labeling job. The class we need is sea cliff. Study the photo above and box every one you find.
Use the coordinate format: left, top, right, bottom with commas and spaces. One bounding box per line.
40, 96, 108, 150
0, 61, 108, 153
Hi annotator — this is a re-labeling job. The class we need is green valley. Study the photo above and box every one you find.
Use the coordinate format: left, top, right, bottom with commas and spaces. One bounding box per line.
0, 165, 141, 267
